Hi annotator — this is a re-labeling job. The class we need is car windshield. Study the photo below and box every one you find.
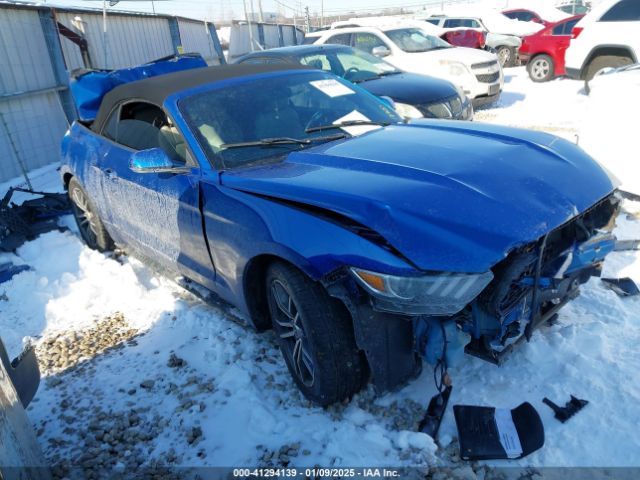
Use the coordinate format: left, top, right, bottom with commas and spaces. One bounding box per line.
179, 71, 401, 169
298, 49, 401, 83
385, 28, 452, 53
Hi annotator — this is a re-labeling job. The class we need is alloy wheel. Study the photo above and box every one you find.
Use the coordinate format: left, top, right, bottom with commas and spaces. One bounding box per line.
498, 47, 511, 67
531, 58, 551, 81
270, 279, 315, 387
70, 188, 98, 245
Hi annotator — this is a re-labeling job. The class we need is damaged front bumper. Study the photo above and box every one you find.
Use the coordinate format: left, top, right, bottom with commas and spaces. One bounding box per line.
326, 193, 620, 392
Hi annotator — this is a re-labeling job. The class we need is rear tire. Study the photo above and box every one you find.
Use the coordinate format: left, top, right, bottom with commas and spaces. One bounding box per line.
266, 262, 367, 406
68, 177, 114, 252
584, 55, 632, 93
527, 54, 555, 82
496, 46, 515, 67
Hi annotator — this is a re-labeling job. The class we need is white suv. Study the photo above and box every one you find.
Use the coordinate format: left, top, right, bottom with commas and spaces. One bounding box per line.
307, 25, 503, 106
565, 0, 640, 82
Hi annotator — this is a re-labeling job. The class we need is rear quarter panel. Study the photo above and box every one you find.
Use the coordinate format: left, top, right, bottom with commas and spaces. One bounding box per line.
60, 122, 110, 223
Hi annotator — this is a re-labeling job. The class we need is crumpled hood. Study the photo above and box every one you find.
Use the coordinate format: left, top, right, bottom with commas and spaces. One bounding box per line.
220, 120, 615, 273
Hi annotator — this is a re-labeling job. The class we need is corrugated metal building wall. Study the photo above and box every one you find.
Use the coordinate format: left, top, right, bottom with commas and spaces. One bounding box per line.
56, 11, 174, 70
0, 7, 70, 182
228, 22, 305, 61
178, 19, 219, 63
0, 2, 225, 183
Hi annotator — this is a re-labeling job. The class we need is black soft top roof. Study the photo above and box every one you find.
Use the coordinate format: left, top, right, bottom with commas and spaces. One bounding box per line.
92, 63, 311, 132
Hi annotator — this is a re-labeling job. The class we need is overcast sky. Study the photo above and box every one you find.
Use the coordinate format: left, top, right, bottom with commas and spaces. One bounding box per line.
43, 0, 510, 23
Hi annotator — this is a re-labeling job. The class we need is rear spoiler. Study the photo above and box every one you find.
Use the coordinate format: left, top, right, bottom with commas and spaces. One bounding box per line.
70, 53, 208, 122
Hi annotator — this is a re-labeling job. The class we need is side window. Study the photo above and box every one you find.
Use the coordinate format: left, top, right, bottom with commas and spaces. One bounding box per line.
103, 101, 188, 163
600, 0, 640, 21
424, 19, 441, 26
239, 57, 268, 64
325, 33, 352, 46
563, 18, 581, 33
103, 107, 120, 141
354, 33, 386, 53
468, 19, 481, 28
444, 19, 462, 28
299, 54, 331, 71
553, 18, 580, 35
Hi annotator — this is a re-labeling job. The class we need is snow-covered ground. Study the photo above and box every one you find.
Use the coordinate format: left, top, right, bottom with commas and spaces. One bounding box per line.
2, 68, 639, 475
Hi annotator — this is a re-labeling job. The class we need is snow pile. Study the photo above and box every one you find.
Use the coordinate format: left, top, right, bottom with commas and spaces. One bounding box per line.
474, 67, 588, 141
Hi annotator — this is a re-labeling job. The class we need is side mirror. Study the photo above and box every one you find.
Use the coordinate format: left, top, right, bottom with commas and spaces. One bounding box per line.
371, 46, 391, 58
129, 148, 189, 174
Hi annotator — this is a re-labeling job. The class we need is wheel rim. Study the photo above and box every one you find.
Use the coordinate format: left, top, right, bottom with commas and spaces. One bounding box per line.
531, 58, 550, 80
70, 188, 98, 245
498, 48, 511, 66
270, 280, 315, 387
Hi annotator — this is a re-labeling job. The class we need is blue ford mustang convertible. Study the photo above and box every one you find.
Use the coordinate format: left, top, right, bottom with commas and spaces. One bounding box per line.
62, 58, 618, 405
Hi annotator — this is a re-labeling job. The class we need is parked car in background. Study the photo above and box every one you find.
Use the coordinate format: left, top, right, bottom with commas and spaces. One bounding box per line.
580, 63, 640, 195
307, 25, 503, 107
425, 7, 545, 36
503, 6, 571, 26
325, 16, 488, 53
565, 0, 639, 86
63, 58, 619, 406
557, 0, 590, 15
423, 15, 523, 67
236, 45, 473, 120
519, 15, 585, 82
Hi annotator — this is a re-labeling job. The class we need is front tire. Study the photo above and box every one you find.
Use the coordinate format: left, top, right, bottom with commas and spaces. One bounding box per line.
266, 262, 367, 406
584, 55, 632, 93
528, 54, 555, 82
68, 177, 114, 251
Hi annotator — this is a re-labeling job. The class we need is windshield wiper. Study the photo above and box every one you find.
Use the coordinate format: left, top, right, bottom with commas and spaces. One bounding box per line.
221, 134, 346, 149
377, 70, 401, 76
305, 120, 390, 134
356, 71, 401, 83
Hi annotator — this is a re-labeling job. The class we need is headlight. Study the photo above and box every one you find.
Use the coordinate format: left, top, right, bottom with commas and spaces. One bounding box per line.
350, 268, 494, 316
439, 60, 470, 77
454, 84, 466, 100
425, 101, 453, 119
394, 102, 423, 119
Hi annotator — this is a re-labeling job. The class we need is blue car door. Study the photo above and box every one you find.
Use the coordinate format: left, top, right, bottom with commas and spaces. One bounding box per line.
98, 101, 215, 288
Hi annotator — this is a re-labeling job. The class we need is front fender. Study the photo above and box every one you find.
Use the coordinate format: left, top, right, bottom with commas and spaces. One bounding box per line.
200, 181, 415, 321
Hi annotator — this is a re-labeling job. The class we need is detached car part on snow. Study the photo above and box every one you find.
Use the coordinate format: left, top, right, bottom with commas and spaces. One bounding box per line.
0, 338, 48, 479
61, 57, 619, 406
0, 187, 70, 252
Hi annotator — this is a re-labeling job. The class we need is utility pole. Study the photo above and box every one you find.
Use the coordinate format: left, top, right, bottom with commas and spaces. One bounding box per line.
320, 0, 323, 28
258, 0, 264, 22
102, 0, 108, 67
305, 6, 310, 33
243, 0, 255, 51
